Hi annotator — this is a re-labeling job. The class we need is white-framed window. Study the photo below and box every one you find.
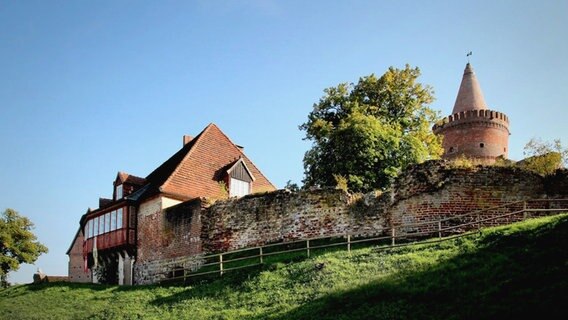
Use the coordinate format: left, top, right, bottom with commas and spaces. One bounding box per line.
85, 206, 127, 239
99, 216, 105, 235
117, 208, 123, 229
116, 184, 123, 200
94, 217, 99, 236
85, 220, 90, 238
229, 178, 250, 197
105, 213, 110, 233
111, 211, 117, 231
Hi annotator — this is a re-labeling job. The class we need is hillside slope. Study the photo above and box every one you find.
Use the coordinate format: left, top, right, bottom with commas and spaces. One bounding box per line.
1, 214, 567, 320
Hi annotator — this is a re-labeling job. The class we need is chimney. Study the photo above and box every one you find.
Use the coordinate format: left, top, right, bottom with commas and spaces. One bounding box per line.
183, 135, 193, 146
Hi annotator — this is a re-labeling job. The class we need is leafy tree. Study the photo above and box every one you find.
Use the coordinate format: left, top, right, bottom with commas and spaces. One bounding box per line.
284, 180, 300, 192
519, 138, 568, 175
0, 209, 48, 287
300, 65, 443, 192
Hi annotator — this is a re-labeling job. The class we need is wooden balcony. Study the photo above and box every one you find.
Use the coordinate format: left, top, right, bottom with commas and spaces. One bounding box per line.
84, 228, 135, 253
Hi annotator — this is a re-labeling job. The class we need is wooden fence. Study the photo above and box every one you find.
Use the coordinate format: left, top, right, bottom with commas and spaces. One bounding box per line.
159, 199, 568, 284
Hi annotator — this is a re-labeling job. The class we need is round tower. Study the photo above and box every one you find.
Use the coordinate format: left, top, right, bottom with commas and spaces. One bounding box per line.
433, 63, 510, 163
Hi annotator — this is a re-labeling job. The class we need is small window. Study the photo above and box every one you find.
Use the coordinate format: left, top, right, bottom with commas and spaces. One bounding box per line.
449, 147, 454, 153
230, 178, 250, 197
480, 143, 484, 148
116, 184, 123, 200
117, 208, 123, 229
504, 147, 507, 152
105, 213, 111, 233
85, 220, 90, 239
94, 217, 99, 236
99, 216, 105, 235
111, 211, 117, 231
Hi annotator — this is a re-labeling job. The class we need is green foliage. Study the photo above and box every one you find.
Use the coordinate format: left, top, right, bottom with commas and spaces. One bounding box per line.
448, 154, 476, 169
448, 154, 490, 169
0, 209, 48, 287
519, 137, 568, 175
333, 174, 349, 192
284, 180, 300, 192
217, 181, 229, 197
1, 214, 566, 319
300, 65, 443, 192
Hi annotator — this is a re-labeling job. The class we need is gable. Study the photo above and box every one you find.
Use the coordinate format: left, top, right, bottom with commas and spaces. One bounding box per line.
160, 123, 275, 199
227, 158, 255, 183
66, 227, 84, 255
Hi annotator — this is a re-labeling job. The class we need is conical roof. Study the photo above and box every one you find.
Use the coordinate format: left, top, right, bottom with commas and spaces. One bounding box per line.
452, 63, 488, 114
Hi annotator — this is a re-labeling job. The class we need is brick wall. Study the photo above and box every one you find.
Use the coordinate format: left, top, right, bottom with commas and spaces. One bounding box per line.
67, 229, 91, 283
201, 189, 387, 253
135, 198, 203, 284
132, 161, 568, 284
387, 161, 548, 236
433, 110, 510, 163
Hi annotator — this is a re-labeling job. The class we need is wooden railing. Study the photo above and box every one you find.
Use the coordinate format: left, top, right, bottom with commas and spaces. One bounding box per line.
159, 199, 568, 284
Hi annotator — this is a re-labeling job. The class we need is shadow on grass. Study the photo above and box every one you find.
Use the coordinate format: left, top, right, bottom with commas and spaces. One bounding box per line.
257, 215, 568, 320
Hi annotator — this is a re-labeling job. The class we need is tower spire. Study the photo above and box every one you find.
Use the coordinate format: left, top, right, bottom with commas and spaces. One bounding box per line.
451, 63, 488, 114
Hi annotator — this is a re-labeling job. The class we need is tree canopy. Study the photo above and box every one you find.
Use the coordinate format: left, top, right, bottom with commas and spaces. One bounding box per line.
0, 209, 48, 287
300, 65, 443, 192
519, 138, 567, 175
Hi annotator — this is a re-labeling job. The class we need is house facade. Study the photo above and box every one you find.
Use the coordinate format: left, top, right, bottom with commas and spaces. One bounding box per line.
67, 123, 276, 285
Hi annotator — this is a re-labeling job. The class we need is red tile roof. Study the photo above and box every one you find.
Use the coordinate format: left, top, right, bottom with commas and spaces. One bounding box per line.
143, 123, 276, 200
116, 172, 146, 186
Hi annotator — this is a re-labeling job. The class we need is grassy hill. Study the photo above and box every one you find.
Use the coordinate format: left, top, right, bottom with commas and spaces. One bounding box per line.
1, 214, 567, 320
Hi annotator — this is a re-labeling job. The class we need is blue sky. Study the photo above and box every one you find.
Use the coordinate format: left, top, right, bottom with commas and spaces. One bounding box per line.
1, 1, 567, 284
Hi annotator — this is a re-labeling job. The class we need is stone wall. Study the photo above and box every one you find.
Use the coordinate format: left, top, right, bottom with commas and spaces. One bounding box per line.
132, 160, 568, 284
135, 198, 203, 284
387, 161, 548, 236
201, 189, 387, 253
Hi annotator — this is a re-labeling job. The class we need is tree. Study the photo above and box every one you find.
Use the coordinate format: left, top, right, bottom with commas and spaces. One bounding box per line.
519, 138, 568, 175
300, 65, 443, 192
284, 180, 300, 192
0, 209, 48, 287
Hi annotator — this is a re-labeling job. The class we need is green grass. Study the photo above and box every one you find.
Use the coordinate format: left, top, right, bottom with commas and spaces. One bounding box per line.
1, 214, 567, 319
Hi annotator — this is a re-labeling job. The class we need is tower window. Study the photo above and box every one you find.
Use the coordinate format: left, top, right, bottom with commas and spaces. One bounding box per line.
449, 147, 454, 153
504, 147, 506, 152
480, 143, 484, 148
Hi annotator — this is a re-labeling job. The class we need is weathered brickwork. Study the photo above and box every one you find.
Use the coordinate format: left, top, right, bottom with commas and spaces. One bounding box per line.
135, 198, 203, 284
433, 110, 510, 163
132, 160, 568, 284
67, 229, 91, 283
201, 189, 387, 253
387, 161, 547, 235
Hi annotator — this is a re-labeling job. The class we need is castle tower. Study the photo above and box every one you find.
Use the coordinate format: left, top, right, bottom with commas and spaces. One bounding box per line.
433, 63, 510, 163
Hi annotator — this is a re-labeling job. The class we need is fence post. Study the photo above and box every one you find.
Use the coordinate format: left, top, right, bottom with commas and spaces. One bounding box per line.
438, 221, 442, 239
306, 239, 310, 258
347, 234, 351, 253
391, 227, 396, 246
523, 201, 528, 220
259, 247, 263, 265
219, 254, 224, 276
